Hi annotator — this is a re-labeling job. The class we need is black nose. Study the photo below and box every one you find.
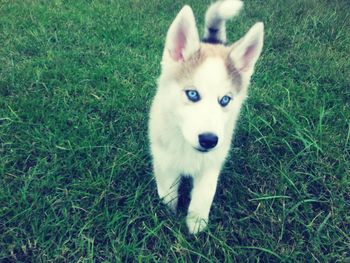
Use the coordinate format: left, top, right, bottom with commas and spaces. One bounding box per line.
198, 133, 218, 150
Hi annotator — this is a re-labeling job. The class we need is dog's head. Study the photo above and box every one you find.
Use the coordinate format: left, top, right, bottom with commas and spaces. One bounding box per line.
159, 6, 264, 153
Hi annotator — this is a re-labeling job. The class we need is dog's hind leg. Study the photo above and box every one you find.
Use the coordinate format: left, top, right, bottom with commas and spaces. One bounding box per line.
186, 167, 220, 234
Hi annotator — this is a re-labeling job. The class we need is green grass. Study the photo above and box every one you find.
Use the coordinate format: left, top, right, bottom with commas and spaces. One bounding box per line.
1, 0, 349, 261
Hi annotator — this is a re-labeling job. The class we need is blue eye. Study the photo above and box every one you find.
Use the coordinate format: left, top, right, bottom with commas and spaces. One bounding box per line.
185, 90, 200, 102
219, 95, 231, 107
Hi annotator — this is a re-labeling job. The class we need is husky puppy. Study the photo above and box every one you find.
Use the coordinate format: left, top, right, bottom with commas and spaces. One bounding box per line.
149, 0, 264, 234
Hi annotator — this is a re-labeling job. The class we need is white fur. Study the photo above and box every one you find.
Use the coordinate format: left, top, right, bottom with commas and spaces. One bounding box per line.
204, 0, 243, 43
149, 3, 264, 234
164, 5, 200, 62
230, 22, 264, 78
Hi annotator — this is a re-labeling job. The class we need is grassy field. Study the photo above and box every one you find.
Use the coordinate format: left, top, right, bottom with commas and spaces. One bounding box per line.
1, 0, 349, 261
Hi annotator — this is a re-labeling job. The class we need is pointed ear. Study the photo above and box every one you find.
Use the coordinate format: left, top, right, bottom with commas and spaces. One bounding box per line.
229, 22, 264, 75
164, 5, 200, 62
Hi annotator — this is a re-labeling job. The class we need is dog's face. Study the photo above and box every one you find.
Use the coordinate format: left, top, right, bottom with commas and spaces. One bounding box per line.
159, 6, 263, 153
177, 57, 235, 152
164, 50, 244, 153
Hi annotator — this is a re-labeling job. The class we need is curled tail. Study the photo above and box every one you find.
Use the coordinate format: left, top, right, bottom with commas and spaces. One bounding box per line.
203, 0, 243, 44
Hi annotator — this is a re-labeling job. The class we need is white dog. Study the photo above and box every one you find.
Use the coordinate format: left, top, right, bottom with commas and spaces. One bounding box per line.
149, 0, 264, 234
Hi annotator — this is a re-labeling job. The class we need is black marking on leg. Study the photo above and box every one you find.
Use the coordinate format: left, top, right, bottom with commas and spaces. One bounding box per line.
177, 175, 193, 215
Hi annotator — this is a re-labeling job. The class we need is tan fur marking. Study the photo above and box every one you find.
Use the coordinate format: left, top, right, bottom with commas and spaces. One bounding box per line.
200, 43, 231, 60
174, 43, 242, 90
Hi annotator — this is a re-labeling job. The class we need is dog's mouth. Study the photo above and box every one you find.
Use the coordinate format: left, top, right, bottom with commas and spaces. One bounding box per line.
194, 147, 210, 153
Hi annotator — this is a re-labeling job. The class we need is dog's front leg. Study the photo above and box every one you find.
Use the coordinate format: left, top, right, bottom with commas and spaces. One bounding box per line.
154, 161, 180, 212
186, 168, 220, 234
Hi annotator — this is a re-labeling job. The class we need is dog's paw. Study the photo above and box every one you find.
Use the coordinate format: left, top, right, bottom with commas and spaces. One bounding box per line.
186, 214, 208, 234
